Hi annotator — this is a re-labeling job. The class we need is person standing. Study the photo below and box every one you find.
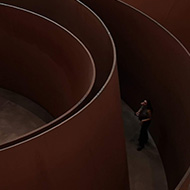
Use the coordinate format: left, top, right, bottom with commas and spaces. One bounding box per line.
135, 100, 153, 151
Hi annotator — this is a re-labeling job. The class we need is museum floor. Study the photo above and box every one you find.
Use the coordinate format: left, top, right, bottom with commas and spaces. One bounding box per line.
0, 88, 53, 145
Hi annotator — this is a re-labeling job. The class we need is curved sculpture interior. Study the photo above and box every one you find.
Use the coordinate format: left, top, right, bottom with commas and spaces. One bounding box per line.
0, 4, 96, 118
121, 0, 190, 52
80, 0, 190, 189
0, 2, 129, 190
1, 0, 190, 189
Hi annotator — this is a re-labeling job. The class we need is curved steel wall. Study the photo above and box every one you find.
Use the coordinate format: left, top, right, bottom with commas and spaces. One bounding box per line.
1, 0, 190, 189
0, 4, 95, 118
121, 0, 190, 52
0, 0, 115, 94
0, 2, 129, 190
0, 68, 128, 190
80, 0, 190, 189
118, 1, 190, 188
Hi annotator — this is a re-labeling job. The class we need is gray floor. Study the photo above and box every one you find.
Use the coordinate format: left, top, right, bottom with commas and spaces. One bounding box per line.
122, 101, 168, 190
0, 88, 53, 145
0, 88, 53, 123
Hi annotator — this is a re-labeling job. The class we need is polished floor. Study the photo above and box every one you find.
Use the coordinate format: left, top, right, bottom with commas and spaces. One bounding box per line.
122, 101, 168, 190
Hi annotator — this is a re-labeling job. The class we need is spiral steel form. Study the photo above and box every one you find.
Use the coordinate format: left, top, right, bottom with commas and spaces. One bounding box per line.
0, 0, 190, 189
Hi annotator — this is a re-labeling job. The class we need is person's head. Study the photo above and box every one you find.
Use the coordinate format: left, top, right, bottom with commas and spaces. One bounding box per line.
141, 100, 147, 106
141, 99, 153, 110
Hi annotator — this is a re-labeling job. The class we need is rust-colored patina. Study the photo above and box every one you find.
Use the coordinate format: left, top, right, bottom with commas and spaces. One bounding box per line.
0, 2, 129, 190
0, 5, 95, 118
80, 0, 190, 189
121, 0, 190, 53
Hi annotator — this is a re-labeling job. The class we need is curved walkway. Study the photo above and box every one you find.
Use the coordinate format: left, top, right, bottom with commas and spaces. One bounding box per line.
122, 100, 168, 190
0, 88, 53, 145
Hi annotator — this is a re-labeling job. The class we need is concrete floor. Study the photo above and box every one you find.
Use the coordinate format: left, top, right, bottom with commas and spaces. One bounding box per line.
122, 100, 168, 190
0, 88, 53, 123
0, 88, 53, 145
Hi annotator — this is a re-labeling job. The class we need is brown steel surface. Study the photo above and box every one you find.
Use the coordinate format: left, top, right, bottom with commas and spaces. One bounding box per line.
0, 2, 129, 190
120, 0, 190, 52
0, 4, 95, 117
0, 68, 128, 190
0, 0, 115, 95
80, 0, 190, 189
